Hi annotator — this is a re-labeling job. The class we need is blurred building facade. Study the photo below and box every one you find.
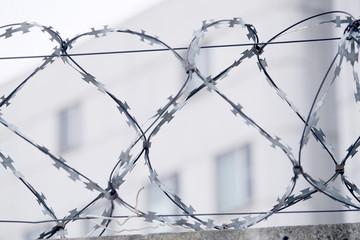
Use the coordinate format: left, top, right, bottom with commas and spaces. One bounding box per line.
0, 0, 359, 239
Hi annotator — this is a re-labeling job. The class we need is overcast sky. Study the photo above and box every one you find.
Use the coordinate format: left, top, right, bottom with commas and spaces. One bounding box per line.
0, 0, 164, 85
0, 0, 358, 86
1, 0, 164, 37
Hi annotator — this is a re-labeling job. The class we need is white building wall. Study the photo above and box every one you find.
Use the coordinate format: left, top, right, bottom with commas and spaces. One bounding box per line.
0, 0, 359, 239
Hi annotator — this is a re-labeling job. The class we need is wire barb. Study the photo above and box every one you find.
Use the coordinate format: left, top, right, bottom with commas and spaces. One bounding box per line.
0, 11, 360, 238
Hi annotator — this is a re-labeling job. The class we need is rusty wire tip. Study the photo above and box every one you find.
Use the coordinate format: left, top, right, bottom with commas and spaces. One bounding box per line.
185, 64, 196, 74
143, 141, 152, 149
61, 41, 68, 53
108, 189, 118, 201
222, 223, 229, 229
252, 45, 263, 55
53, 222, 65, 232
293, 166, 303, 176
335, 164, 345, 174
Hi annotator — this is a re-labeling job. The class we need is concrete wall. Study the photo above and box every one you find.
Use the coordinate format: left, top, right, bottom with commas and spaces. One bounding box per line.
63, 222, 360, 240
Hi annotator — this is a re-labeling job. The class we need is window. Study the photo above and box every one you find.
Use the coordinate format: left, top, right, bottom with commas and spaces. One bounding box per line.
59, 104, 82, 151
216, 145, 251, 211
146, 173, 179, 233
147, 173, 179, 214
82, 201, 109, 236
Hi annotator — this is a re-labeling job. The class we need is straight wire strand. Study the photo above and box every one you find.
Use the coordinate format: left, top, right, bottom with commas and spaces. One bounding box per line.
0, 37, 341, 60
1, 209, 360, 225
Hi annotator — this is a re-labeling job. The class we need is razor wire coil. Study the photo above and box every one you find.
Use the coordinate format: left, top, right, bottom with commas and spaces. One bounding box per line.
0, 11, 359, 238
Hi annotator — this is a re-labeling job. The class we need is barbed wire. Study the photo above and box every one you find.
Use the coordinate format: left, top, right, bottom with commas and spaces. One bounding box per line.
0, 10, 359, 238
2, 209, 360, 225
0, 37, 341, 60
